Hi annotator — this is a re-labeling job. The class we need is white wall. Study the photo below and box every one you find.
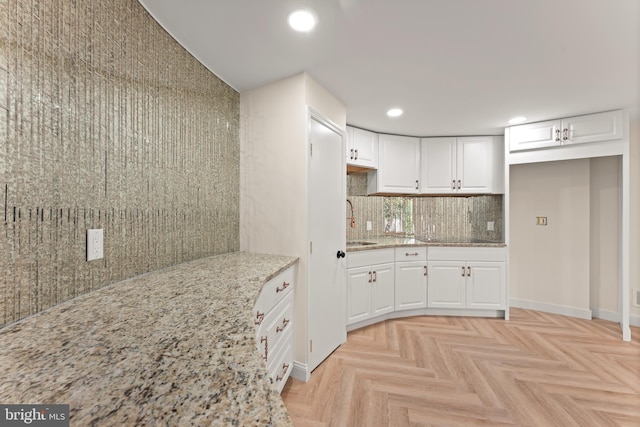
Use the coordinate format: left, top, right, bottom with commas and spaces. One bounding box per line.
509, 159, 591, 317
239, 72, 346, 370
589, 157, 620, 318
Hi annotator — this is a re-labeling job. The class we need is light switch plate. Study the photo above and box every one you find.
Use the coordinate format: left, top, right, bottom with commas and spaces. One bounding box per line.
487, 221, 494, 231
87, 229, 104, 261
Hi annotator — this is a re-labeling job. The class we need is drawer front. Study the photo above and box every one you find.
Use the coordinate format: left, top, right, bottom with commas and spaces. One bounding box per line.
428, 246, 506, 262
254, 265, 296, 325
268, 328, 294, 393
394, 246, 427, 261
347, 248, 394, 268
256, 291, 294, 362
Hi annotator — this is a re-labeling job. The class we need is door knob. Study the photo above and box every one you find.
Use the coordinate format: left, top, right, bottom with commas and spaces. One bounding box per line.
336, 250, 346, 259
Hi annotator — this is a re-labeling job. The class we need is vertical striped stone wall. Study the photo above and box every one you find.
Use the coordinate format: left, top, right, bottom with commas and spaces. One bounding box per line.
0, 0, 240, 327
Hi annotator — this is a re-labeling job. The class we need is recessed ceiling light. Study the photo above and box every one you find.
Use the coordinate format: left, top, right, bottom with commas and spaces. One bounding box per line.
508, 116, 527, 125
387, 108, 403, 118
288, 10, 316, 32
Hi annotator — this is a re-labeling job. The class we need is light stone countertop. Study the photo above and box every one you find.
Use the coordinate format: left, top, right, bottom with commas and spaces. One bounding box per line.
0, 252, 298, 426
346, 236, 506, 251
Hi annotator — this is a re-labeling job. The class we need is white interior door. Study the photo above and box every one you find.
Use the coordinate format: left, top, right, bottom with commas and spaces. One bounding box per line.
308, 111, 346, 372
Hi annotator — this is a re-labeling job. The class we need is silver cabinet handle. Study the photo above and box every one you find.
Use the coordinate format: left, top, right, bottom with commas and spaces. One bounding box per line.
276, 281, 290, 293
415, 180, 419, 190
424, 265, 428, 276
457, 179, 461, 190
260, 336, 268, 361
373, 271, 377, 282
461, 266, 465, 277
254, 311, 265, 325
368, 271, 372, 283
276, 318, 290, 333
563, 128, 569, 141
555, 129, 561, 142
467, 266, 471, 277
350, 148, 354, 160
405, 252, 419, 257
452, 180, 456, 190
276, 363, 290, 382
354, 149, 358, 160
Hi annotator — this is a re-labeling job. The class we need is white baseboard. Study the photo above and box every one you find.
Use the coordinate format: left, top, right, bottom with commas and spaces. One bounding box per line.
591, 308, 620, 323
509, 298, 592, 320
632, 313, 640, 328
290, 361, 310, 382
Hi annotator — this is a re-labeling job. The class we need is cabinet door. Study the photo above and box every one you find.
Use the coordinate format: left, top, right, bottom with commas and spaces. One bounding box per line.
466, 262, 505, 309
346, 266, 373, 325
376, 134, 420, 194
562, 110, 624, 146
348, 126, 378, 169
509, 120, 561, 152
394, 261, 427, 310
457, 136, 496, 193
427, 261, 465, 308
420, 137, 456, 194
371, 263, 395, 316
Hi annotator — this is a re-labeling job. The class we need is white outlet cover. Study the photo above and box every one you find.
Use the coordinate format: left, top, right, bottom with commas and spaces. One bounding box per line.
487, 221, 495, 231
87, 229, 104, 261
366, 221, 372, 231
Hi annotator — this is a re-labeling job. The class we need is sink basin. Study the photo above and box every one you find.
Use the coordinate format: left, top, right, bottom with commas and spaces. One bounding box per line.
346, 241, 377, 247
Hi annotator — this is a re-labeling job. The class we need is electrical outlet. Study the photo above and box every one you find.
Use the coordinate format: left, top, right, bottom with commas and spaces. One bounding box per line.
366, 221, 372, 231
87, 229, 104, 261
487, 221, 494, 231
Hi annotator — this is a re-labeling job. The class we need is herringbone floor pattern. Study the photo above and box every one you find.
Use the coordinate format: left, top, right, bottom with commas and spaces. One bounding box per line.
281, 309, 640, 427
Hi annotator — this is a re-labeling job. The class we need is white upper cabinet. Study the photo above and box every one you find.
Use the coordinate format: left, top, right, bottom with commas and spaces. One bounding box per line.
368, 134, 420, 194
509, 110, 623, 152
421, 136, 504, 194
346, 126, 378, 169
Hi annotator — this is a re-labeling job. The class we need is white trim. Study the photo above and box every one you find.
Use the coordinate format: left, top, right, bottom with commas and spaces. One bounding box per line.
591, 308, 620, 323
290, 361, 311, 382
631, 313, 640, 328
509, 298, 592, 320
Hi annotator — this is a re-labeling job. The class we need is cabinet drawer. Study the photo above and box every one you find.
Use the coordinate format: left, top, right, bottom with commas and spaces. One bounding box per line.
254, 265, 296, 323
268, 328, 294, 393
347, 248, 394, 268
256, 291, 294, 359
428, 246, 506, 262
394, 246, 427, 261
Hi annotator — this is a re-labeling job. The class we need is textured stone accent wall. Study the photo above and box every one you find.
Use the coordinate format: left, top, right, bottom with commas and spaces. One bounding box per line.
347, 172, 503, 241
0, 0, 239, 327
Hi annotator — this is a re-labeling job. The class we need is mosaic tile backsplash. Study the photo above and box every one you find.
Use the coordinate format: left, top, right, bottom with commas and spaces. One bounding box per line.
0, 0, 240, 327
347, 173, 504, 242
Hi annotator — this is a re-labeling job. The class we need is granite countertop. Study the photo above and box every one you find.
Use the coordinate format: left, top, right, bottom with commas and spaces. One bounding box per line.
0, 252, 298, 426
346, 236, 506, 251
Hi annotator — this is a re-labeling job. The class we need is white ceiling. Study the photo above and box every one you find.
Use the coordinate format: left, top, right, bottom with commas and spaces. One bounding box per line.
138, 0, 639, 137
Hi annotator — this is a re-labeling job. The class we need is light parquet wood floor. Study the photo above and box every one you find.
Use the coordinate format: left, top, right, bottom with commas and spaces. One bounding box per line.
281, 309, 640, 427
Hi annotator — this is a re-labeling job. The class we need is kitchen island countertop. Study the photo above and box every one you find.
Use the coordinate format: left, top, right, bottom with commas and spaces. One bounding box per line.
0, 252, 298, 426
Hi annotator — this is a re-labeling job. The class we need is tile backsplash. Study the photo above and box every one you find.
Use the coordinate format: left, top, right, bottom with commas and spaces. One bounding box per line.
347, 172, 503, 242
0, 0, 239, 327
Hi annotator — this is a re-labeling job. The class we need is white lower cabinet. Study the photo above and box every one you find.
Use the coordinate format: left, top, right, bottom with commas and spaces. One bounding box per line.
427, 247, 506, 310
254, 265, 296, 393
394, 247, 427, 311
346, 248, 395, 325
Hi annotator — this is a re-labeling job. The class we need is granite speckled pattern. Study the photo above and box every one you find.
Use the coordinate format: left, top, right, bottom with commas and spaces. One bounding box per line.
346, 236, 506, 252
0, 252, 297, 426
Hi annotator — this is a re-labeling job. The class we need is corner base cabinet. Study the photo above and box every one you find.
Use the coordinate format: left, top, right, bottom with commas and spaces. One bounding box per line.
428, 247, 506, 310
346, 248, 395, 325
254, 264, 297, 393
